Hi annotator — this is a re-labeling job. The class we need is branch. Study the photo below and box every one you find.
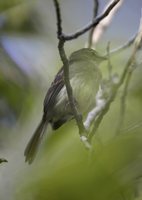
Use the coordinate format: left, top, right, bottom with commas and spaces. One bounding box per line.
53, 0, 62, 36
116, 64, 135, 134
106, 42, 113, 80
108, 12, 142, 56
109, 34, 137, 55
87, 0, 99, 48
58, 40, 86, 136
53, 0, 89, 145
122, 119, 142, 134
92, 0, 124, 46
62, 0, 121, 41
93, 0, 99, 17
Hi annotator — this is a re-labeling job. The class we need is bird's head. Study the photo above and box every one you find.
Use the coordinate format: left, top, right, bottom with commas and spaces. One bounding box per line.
69, 48, 107, 65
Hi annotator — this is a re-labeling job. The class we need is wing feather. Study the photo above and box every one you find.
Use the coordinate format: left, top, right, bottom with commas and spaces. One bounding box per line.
43, 67, 64, 114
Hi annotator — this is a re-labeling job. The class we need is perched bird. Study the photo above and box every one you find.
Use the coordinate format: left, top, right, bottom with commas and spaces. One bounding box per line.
24, 48, 106, 164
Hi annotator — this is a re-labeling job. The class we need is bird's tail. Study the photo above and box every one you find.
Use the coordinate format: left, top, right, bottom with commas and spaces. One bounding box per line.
24, 117, 48, 164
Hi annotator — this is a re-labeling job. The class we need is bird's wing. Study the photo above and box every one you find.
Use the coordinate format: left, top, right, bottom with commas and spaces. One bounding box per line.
43, 67, 64, 114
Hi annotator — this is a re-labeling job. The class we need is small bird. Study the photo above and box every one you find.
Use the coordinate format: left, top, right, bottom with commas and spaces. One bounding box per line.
24, 48, 106, 164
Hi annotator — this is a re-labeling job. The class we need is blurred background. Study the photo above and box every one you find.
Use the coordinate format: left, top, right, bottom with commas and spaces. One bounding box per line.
0, 0, 142, 200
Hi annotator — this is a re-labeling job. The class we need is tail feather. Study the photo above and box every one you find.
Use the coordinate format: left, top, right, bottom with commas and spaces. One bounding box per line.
24, 119, 48, 164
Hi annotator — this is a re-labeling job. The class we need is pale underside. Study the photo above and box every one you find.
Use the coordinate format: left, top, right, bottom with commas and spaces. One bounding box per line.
53, 60, 102, 122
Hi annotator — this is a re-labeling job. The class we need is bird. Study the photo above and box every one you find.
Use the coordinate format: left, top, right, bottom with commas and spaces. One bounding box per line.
24, 48, 106, 164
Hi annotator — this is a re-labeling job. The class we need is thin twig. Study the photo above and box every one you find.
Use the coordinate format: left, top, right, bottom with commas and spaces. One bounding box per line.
58, 40, 86, 136
116, 64, 135, 134
53, 0, 62, 36
110, 8, 142, 55
109, 34, 137, 55
87, 0, 99, 48
93, 0, 99, 18
53, 0, 88, 141
106, 41, 113, 80
63, 0, 120, 41
92, 0, 123, 46
122, 119, 142, 133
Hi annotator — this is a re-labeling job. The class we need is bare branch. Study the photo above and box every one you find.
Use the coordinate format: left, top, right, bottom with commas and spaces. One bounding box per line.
53, 0, 62, 36
58, 40, 86, 136
63, 0, 121, 41
53, 0, 89, 144
87, 0, 99, 48
106, 42, 113, 80
93, 0, 99, 17
109, 34, 137, 55
92, 0, 123, 46
122, 120, 142, 133
110, 10, 142, 55
116, 63, 136, 134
